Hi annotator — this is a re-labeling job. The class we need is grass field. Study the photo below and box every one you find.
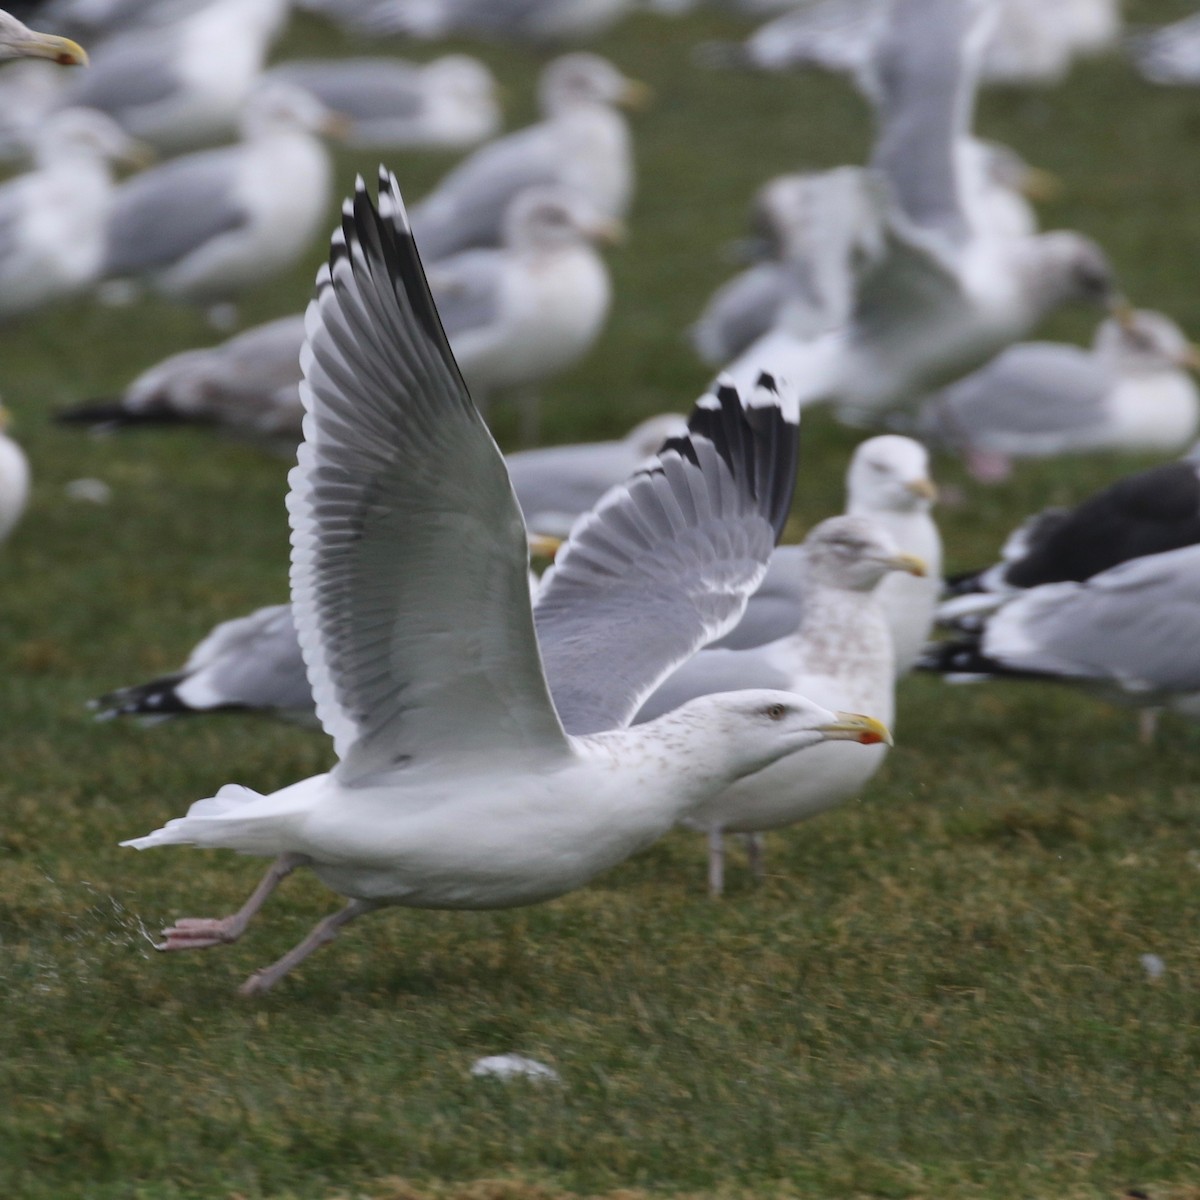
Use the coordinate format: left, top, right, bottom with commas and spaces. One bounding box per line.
3, 4, 1200, 1197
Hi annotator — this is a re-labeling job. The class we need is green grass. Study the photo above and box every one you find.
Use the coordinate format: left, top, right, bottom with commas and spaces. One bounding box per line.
3, 5, 1200, 1198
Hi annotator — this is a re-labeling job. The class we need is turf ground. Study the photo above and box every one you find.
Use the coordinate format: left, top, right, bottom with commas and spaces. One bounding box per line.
2, 3, 1200, 1197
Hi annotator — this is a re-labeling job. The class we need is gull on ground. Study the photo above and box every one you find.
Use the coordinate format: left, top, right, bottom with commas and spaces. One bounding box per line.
920, 544, 1200, 740
121, 170, 888, 995
938, 450, 1200, 627
427, 184, 618, 442
0, 405, 30, 545
53, 0, 289, 151
0, 108, 149, 321
918, 310, 1200, 481
1128, 12, 1200, 86
265, 55, 500, 151
409, 53, 645, 263
635, 515, 917, 895
98, 81, 341, 317
723, 0, 1121, 422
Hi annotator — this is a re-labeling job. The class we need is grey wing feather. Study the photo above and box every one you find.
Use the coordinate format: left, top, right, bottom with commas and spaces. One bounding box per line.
289, 171, 569, 783
633, 646, 793, 724
267, 60, 425, 121
868, 0, 979, 242
61, 31, 182, 115
535, 380, 800, 735
103, 152, 248, 275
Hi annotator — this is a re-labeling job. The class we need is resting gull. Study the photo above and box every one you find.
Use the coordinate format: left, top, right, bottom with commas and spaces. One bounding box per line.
427, 184, 617, 442
0, 405, 29, 545
99, 81, 341, 314
920, 544, 1200, 738
409, 53, 645, 263
939, 450, 1200, 623
0, 108, 149, 321
723, 0, 1121, 422
635, 515, 919, 895
265, 55, 500, 152
121, 170, 888, 995
53, 0, 288, 151
918, 309, 1200, 481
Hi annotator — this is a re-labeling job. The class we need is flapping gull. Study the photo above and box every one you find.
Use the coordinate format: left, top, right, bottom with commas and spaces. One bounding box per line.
920, 544, 1200, 730
122, 170, 886, 995
300, 0, 633, 42
0, 8, 87, 64
723, 0, 1121, 421
266, 56, 500, 152
100, 81, 339, 310
918, 310, 1200, 482
0, 406, 29, 545
90, 414, 687, 725
0, 108, 148, 320
53, 0, 287, 151
57, 314, 308, 440
427, 185, 617, 442
938, 451, 1200, 625
409, 53, 645, 263
635, 516, 917, 895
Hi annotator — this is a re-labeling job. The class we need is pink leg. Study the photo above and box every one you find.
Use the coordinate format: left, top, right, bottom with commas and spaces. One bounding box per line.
743, 832, 767, 882
156, 853, 306, 952
707, 825, 725, 898
238, 899, 379, 996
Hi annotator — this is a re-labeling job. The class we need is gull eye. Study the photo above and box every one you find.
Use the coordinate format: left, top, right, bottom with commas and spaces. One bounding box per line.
764, 703, 787, 721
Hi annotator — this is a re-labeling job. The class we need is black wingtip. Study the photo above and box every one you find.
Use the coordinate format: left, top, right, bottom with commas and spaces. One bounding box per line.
91, 675, 193, 720
55, 401, 200, 429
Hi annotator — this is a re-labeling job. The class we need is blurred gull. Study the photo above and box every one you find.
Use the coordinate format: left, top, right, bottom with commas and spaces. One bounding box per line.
91, 414, 697, 724
0, 406, 30, 545
428, 185, 618, 442
918, 310, 1200, 482
724, 0, 1120, 422
409, 53, 646, 262
844, 435, 941, 674
99, 81, 340, 317
635, 516, 915, 895
300, 0, 633, 43
265, 55, 500, 151
0, 108, 149, 321
1128, 13, 1200, 87
121, 172, 887, 996
54, 0, 290, 151
0, 8, 87, 64
57, 314, 308, 441
920, 544, 1200, 735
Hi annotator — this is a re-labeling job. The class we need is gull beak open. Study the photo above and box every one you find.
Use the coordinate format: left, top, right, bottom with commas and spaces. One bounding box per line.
820, 712, 893, 747
527, 532, 563, 560
905, 477, 939, 504
1019, 165, 1063, 204
884, 552, 928, 578
619, 78, 654, 111
19, 32, 88, 66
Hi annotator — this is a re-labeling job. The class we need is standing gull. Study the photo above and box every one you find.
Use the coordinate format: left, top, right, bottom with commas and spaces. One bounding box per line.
918, 310, 1200, 481
409, 53, 645, 263
122, 170, 888, 996
99, 81, 341, 316
634, 516, 919, 895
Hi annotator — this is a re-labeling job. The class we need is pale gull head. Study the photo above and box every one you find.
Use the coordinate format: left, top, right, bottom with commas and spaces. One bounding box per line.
846, 435, 938, 515
803, 515, 926, 592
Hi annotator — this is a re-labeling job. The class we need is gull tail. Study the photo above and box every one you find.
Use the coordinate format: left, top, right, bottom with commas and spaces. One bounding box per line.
121, 784, 301, 854
916, 638, 1042, 683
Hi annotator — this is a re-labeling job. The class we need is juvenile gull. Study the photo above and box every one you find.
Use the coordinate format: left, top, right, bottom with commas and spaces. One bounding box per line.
265, 56, 500, 151
409, 53, 645, 262
99, 81, 340, 312
635, 516, 917, 895
919, 310, 1200, 481
0, 108, 148, 321
122, 170, 887, 995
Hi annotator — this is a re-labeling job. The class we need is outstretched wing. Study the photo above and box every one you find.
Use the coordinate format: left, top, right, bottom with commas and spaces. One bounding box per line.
534, 375, 800, 735
289, 170, 570, 785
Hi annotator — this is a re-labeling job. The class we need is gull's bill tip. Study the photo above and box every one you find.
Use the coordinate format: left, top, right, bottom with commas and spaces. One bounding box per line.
822, 712, 893, 747
905, 477, 938, 504
24, 32, 88, 66
888, 552, 928, 578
